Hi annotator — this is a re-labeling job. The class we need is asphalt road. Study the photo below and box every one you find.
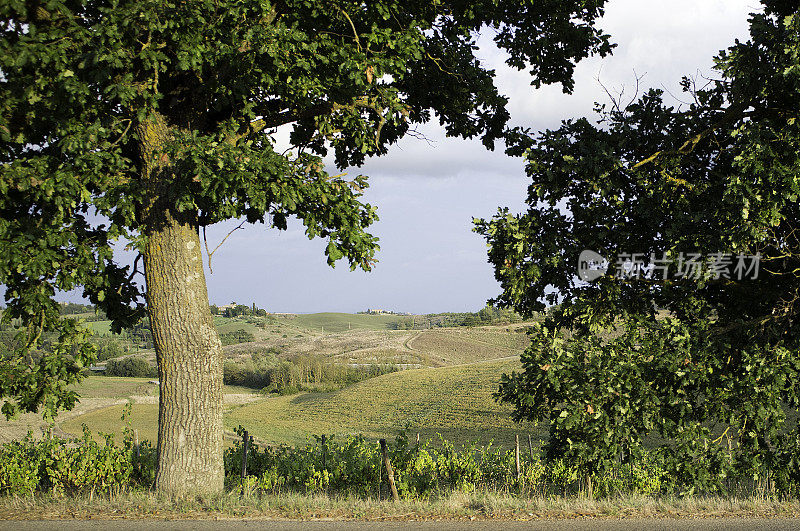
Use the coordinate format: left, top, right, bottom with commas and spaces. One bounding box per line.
1, 519, 798, 530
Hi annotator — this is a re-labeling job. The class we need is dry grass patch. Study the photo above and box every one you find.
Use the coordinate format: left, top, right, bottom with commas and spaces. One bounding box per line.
1, 491, 799, 521
407, 331, 523, 366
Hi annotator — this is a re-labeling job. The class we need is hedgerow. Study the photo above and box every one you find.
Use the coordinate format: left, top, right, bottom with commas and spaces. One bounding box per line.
1, 426, 796, 499
0, 426, 154, 495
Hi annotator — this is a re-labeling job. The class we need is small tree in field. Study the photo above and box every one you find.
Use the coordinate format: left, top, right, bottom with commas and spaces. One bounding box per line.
477, 1, 800, 492
1, 1, 613, 495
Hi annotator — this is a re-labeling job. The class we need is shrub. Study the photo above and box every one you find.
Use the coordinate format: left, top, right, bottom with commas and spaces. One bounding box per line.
223, 352, 398, 393
104, 357, 157, 378
0, 426, 153, 495
93, 337, 127, 362
219, 329, 255, 346
434, 438, 481, 492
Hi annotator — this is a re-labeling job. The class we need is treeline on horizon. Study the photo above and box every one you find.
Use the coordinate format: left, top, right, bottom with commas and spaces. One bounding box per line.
13, 301, 524, 328
392, 306, 523, 329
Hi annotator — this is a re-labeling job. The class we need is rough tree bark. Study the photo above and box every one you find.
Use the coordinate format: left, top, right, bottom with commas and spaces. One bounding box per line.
137, 115, 225, 496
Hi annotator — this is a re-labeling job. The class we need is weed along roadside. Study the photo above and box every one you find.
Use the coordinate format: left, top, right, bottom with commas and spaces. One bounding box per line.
3, 422, 800, 520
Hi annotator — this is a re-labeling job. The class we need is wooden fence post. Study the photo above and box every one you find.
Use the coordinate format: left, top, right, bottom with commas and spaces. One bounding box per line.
379, 439, 400, 502
321, 434, 327, 469
241, 430, 249, 478
528, 434, 534, 461
134, 429, 140, 474
515, 434, 521, 479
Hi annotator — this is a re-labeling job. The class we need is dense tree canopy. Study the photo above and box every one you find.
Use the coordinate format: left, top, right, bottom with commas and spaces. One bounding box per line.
477, 1, 800, 491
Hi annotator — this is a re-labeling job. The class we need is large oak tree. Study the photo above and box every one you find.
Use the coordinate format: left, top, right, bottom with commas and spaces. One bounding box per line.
477, 1, 800, 491
1, 0, 613, 495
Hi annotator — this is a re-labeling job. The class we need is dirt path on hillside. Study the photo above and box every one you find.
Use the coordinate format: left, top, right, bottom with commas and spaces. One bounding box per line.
403, 332, 422, 350
0, 397, 129, 443
0, 393, 264, 443
127, 393, 262, 406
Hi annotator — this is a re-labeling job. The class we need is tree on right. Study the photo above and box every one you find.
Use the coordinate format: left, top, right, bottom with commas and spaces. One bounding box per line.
476, 1, 800, 494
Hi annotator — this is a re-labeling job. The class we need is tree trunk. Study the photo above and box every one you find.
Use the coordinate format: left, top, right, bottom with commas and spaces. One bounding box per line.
143, 210, 224, 496
138, 115, 225, 496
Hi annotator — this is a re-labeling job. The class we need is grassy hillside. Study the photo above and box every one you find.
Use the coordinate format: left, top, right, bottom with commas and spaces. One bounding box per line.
68, 376, 158, 398
86, 320, 113, 335
406, 330, 527, 366
276, 312, 404, 333
221, 324, 532, 369
212, 316, 265, 336
77, 312, 402, 343
58, 359, 538, 449
62, 404, 159, 444
225, 358, 540, 449
34, 320, 534, 448
58, 377, 259, 443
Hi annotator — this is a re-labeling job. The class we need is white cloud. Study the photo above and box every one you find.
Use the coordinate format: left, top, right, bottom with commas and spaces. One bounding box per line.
494, 0, 757, 131
332, 1, 757, 183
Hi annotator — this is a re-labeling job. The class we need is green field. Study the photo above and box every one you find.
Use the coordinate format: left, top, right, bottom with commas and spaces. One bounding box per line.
62, 403, 160, 444
59, 377, 259, 443
225, 358, 539, 448
80, 312, 396, 342
212, 316, 265, 336
86, 320, 113, 335
68, 376, 157, 398
277, 312, 404, 333
85, 312, 523, 339
58, 359, 537, 449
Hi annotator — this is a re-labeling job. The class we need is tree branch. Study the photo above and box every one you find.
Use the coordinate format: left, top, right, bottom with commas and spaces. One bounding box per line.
633, 101, 749, 169
203, 221, 245, 274
335, 6, 362, 51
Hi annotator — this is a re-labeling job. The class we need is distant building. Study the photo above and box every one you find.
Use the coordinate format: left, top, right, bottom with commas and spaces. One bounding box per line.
217, 302, 237, 311
366, 308, 394, 315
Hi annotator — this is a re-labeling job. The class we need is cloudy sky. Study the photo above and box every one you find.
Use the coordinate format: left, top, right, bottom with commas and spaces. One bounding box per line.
199, 0, 760, 314
64, 1, 760, 314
